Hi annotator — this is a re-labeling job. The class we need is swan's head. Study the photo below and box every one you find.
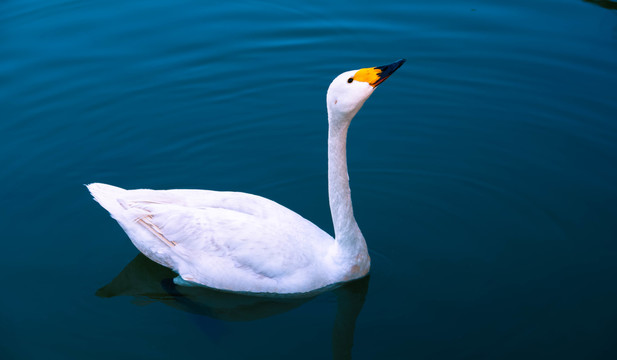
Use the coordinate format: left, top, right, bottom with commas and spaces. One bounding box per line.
327, 59, 405, 126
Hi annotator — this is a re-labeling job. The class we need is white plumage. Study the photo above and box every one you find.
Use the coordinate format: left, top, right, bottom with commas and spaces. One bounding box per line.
88, 59, 405, 294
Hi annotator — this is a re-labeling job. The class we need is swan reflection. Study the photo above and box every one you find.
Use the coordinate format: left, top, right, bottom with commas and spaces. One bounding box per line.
583, 0, 617, 10
97, 254, 369, 358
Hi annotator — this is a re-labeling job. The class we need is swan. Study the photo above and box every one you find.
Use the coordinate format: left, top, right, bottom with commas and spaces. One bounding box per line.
87, 59, 405, 294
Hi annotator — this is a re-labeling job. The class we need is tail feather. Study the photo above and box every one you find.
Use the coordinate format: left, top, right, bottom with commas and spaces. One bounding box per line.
86, 183, 128, 220
87, 183, 177, 269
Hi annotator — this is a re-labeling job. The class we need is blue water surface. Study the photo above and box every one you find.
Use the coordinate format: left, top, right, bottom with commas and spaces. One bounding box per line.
1, 0, 617, 359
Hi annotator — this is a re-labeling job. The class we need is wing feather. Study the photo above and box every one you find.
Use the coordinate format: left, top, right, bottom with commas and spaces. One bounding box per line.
88, 184, 335, 292
120, 191, 332, 287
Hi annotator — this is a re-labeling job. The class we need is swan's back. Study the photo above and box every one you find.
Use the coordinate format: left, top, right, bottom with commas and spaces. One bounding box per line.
87, 183, 337, 293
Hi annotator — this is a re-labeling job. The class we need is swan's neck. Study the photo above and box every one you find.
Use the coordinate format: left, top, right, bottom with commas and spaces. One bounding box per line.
328, 119, 369, 268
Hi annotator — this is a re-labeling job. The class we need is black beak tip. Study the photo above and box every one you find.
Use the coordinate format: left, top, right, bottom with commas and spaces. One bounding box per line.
386, 59, 406, 73
373, 58, 406, 86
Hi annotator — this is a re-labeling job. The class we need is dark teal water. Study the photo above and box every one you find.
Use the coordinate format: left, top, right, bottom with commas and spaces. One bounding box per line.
2, 0, 617, 359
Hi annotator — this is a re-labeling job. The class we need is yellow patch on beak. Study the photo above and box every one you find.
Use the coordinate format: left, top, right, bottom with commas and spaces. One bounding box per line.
353, 67, 383, 87
352, 59, 406, 88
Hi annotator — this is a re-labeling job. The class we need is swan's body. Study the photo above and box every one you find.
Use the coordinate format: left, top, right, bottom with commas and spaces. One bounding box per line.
88, 59, 405, 294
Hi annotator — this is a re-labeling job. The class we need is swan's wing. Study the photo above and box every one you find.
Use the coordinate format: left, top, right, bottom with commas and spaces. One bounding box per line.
88, 183, 334, 292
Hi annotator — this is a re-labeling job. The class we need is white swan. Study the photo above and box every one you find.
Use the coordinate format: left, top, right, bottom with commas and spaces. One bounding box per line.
87, 59, 405, 294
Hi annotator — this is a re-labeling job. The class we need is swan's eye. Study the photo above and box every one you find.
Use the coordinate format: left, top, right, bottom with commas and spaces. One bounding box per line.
347, 78, 353, 83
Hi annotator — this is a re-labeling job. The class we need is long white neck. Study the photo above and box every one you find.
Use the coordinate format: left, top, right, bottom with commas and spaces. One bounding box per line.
327, 115, 368, 265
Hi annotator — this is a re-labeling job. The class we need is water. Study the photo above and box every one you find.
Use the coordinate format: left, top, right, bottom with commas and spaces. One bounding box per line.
1, 0, 617, 358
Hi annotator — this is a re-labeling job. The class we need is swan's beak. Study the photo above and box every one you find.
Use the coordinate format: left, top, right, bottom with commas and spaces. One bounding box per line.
353, 59, 406, 88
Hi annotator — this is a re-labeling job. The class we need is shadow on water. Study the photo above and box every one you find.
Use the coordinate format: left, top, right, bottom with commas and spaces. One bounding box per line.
97, 253, 369, 359
583, 0, 617, 9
